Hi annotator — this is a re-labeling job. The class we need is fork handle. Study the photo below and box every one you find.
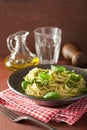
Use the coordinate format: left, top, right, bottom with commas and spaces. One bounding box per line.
26, 115, 56, 130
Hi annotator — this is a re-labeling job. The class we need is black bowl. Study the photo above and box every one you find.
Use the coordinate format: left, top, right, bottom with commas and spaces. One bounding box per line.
7, 64, 87, 107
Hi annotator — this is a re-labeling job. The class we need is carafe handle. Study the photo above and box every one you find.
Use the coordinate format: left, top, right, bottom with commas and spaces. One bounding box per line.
7, 31, 29, 52
7, 34, 15, 52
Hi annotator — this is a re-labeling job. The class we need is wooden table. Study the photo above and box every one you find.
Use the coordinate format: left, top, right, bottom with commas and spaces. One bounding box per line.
0, 58, 87, 130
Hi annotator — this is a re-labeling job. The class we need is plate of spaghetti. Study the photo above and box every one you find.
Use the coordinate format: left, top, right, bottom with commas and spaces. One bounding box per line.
7, 64, 87, 107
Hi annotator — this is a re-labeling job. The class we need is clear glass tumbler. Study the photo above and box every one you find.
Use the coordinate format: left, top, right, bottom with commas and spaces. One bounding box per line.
34, 27, 62, 64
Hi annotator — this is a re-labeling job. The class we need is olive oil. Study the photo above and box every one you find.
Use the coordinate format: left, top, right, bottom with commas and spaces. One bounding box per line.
4, 56, 39, 71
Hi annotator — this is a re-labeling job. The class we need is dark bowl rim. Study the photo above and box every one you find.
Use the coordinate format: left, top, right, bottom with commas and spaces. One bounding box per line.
7, 64, 87, 103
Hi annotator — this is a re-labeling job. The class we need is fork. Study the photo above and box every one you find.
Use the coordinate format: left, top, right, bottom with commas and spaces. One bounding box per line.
0, 104, 56, 130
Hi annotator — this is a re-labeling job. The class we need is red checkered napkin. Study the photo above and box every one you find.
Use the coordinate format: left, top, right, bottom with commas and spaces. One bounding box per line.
0, 88, 87, 125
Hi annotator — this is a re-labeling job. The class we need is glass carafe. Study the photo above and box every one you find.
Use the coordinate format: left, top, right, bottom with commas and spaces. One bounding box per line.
4, 31, 39, 71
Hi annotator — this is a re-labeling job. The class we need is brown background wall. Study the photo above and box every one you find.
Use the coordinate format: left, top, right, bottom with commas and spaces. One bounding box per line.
0, 0, 87, 58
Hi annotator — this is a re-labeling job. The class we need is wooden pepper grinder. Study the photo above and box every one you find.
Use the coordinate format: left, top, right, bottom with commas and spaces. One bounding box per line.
62, 43, 87, 67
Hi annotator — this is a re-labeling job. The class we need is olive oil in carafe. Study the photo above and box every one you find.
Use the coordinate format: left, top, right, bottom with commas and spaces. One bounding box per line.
4, 56, 39, 71
4, 31, 39, 71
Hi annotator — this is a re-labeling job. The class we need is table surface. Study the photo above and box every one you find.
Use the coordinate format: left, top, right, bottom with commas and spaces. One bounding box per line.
0, 58, 87, 130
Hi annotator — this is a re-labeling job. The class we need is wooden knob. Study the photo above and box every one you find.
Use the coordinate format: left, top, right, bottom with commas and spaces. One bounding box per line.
62, 43, 87, 67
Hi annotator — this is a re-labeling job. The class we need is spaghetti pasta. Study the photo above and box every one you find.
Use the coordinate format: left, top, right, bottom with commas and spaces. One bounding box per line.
21, 65, 87, 99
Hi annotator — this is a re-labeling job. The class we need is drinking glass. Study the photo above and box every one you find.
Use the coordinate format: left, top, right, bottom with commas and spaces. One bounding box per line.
34, 27, 62, 64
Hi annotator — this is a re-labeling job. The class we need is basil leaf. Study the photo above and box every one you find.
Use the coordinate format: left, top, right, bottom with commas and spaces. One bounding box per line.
21, 81, 29, 90
38, 71, 50, 80
51, 65, 66, 72
70, 74, 81, 82
43, 91, 61, 99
